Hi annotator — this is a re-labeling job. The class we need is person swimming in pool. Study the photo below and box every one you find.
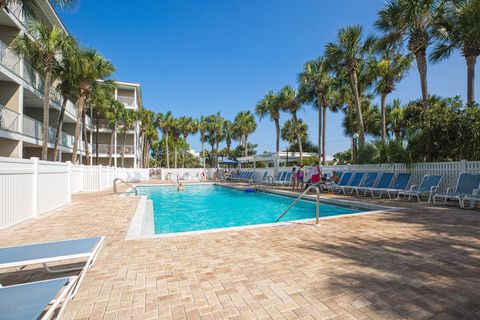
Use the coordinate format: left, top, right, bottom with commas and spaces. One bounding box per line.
177, 183, 185, 191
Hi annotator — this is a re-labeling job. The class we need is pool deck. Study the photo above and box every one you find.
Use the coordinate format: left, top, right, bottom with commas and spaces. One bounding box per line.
0, 181, 479, 319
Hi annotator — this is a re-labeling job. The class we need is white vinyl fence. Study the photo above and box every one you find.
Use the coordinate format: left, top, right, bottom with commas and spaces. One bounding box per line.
0, 156, 150, 229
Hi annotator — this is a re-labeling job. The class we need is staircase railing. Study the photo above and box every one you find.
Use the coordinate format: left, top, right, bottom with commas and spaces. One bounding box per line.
275, 185, 321, 224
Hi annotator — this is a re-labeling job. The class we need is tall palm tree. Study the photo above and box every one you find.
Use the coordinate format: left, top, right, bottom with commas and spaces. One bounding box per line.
386, 98, 406, 141
430, 0, 480, 105
12, 21, 76, 160
369, 44, 412, 142
90, 84, 116, 165
157, 111, 175, 169
137, 109, 157, 168
223, 120, 234, 158
71, 49, 114, 164
277, 85, 304, 161
375, 0, 446, 110
233, 111, 257, 157
325, 25, 376, 147
298, 57, 339, 164
52, 43, 80, 161
171, 119, 181, 169
105, 100, 125, 167
197, 116, 207, 168
205, 113, 224, 167
255, 90, 281, 153
177, 116, 197, 167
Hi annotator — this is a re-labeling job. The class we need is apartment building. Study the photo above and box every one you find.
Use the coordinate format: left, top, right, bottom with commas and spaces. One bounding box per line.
0, 1, 143, 167
90, 81, 143, 168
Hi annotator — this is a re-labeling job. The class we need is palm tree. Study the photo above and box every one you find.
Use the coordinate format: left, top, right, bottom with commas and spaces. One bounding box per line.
277, 85, 304, 161
369, 44, 412, 142
52, 43, 80, 161
430, 0, 480, 105
205, 113, 224, 167
298, 57, 339, 164
223, 120, 234, 158
157, 111, 175, 168
233, 111, 257, 157
325, 25, 376, 147
105, 101, 125, 167
12, 21, 76, 160
197, 116, 207, 168
386, 98, 406, 141
171, 119, 181, 168
71, 49, 114, 164
177, 116, 197, 167
120, 109, 136, 167
137, 109, 157, 168
375, 0, 446, 110
90, 84, 116, 165
255, 90, 281, 153
281, 119, 308, 152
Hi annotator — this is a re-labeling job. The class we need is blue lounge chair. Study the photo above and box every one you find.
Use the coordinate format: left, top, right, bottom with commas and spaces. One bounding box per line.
397, 174, 442, 203
322, 172, 353, 192
0, 276, 78, 320
281, 172, 292, 187
352, 172, 379, 195
460, 189, 480, 209
363, 172, 395, 198
273, 172, 287, 186
337, 172, 365, 194
433, 173, 480, 206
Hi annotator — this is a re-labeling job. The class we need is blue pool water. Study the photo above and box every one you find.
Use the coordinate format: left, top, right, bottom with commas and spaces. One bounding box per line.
137, 185, 366, 234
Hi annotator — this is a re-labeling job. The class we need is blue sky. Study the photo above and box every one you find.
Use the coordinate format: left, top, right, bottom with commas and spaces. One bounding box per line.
59, 0, 478, 156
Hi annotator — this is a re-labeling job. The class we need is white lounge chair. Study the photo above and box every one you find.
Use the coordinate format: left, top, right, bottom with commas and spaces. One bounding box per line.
0, 236, 105, 297
0, 276, 78, 320
433, 173, 480, 206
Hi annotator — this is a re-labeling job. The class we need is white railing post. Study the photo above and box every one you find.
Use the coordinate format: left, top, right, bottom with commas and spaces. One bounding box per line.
67, 161, 72, 203
98, 165, 102, 190
31, 157, 39, 217
460, 159, 467, 173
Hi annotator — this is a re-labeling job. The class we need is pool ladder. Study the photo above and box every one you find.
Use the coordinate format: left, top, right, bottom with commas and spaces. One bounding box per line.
275, 185, 321, 224
113, 178, 138, 196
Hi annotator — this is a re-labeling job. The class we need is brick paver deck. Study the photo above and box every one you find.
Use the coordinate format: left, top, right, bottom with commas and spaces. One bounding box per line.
0, 185, 479, 319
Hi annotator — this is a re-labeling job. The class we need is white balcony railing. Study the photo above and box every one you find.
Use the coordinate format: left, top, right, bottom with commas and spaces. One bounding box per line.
117, 95, 136, 108
0, 105, 21, 133
92, 144, 135, 155
23, 63, 45, 95
0, 40, 21, 75
6, 0, 25, 23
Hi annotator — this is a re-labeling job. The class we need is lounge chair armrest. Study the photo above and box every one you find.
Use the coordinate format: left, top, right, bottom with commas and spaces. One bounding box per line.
473, 188, 480, 196
408, 184, 418, 191
445, 187, 456, 194
430, 186, 439, 192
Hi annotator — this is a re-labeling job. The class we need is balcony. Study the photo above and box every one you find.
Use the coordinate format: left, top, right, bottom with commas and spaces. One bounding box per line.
92, 144, 135, 155
117, 95, 136, 108
0, 105, 21, 133
0, 41, 21, 75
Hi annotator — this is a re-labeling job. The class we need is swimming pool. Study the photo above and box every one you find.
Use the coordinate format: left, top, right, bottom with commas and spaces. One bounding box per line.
137, 184, 369, 235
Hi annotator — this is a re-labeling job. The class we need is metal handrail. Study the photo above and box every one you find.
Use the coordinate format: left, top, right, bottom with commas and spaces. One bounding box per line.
113, 178, 137, 195
275, 185, 321, 224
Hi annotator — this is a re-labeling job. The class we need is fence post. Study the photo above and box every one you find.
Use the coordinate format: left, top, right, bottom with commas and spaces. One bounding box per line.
98, 165, 103, 190
460, 159, 467, 173
31, 157, 39, 217
67, 161, 72, 203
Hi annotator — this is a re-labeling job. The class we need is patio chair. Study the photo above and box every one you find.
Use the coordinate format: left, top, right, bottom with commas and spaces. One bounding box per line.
126, 172, 140, 183
321, 172, 353, 192
378, 173, 412, 199
363, 172, 394, 198
0, 236, 105, 296
397, 174, 442, 203
241, 172, 253, 182
460, 189, 480, 209
246, 172, 256, 183
232, 172, 246, 182
281, 172, 292, 187
273, 172, 287, 186
433, 173, 480, 206
0, 276, 78, 320
336, 172, 365, 194
352, 172, 379, 195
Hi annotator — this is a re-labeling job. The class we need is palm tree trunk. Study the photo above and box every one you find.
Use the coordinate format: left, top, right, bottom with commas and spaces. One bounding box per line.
317, 104, 322, 165
210, 143, 214, 168
41, 71, 52, 160
274, 118, 280, 153
415, 50, 429, 110
53, 97, 67, 161
201, 134, 205, 168
72, 96, 85, 164
165, 131, 170, 169
380, 92, 387, 142
122, 131, 127, 167
466, 55, 476, 105
322, 106, 327, 165
292, 112, 303, 162
349, 71, 365, 146
174, 143, 177, 168
95, 111, 99, 165
108, 127, 114, 166
82, 112, 90, 164
244, 135, 248, 157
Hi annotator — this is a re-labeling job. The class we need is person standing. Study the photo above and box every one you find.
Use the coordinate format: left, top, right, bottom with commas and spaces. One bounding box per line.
297, 165, 305, 190
291, 167, 297, 190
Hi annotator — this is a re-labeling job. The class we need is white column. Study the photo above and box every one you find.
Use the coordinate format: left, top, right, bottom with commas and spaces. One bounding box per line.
31, 157, 39, 217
